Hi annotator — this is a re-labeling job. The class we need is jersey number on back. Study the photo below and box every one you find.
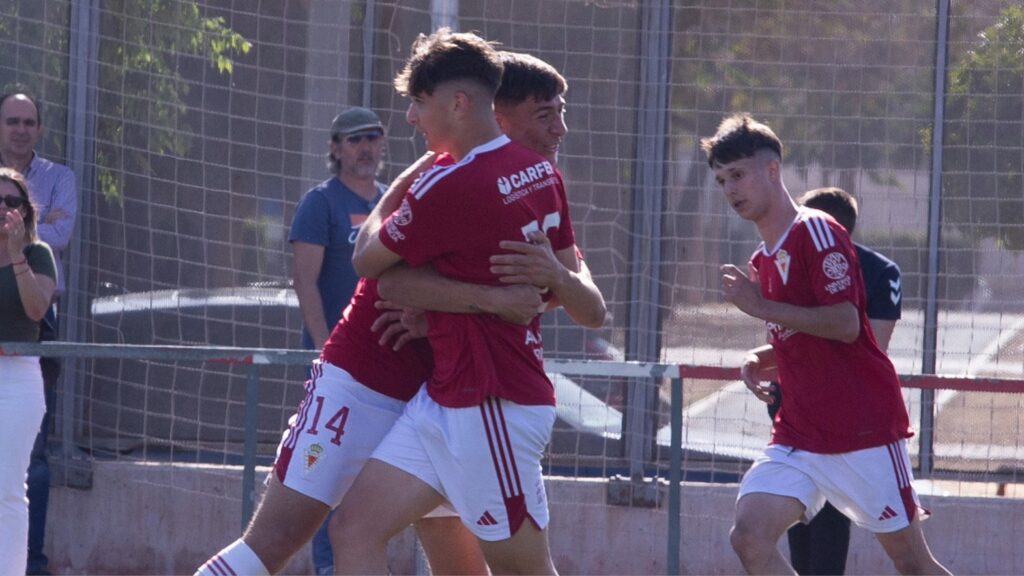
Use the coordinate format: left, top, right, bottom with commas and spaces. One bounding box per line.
520, 212, 561, 241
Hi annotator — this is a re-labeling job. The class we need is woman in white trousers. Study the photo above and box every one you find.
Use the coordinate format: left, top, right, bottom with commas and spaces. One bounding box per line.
0, 168, 56, 573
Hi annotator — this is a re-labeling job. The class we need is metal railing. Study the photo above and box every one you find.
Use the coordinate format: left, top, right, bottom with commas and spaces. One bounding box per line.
5, 341, 1024, 574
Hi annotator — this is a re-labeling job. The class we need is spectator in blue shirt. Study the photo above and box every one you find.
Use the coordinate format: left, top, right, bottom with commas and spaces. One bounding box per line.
0, 91, 78, 576
288, 107, 386, 574
290, 107, 386, 350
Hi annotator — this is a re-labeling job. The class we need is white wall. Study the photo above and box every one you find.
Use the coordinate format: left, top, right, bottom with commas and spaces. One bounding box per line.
45, 462, 1023, 574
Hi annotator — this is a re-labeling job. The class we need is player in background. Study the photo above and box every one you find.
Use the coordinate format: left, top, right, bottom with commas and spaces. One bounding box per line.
766, 187, 903, 575
195, 48, 597, 576
335, 30, 604, 575
706, 114, 949, 575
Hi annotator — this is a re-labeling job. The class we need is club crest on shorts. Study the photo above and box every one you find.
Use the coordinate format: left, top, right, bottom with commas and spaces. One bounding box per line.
305, 443, 324, 475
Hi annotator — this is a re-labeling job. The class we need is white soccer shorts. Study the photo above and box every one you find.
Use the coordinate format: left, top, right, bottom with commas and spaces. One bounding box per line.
738, 440, 925, 533
371, 386, 556, 541
273, 360, 456, 518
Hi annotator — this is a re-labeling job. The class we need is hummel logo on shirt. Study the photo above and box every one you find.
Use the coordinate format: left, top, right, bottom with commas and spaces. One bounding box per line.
476, 510, 499, 526
877, 505, 899, 521
889, 277, 902, 305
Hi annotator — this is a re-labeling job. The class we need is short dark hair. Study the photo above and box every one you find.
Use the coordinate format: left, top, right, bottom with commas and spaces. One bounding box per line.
798, 187, 859, 234
700, 113, 782, 168
494, 51, 567, 107
0, 91, 42, 125
394, 28, 503, 97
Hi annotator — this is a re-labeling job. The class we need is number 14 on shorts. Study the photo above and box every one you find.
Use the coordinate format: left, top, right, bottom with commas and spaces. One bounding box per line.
306, 396, 350, 446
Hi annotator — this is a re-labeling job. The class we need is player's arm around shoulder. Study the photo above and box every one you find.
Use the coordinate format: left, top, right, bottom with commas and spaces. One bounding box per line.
377, 263, 543, 325
490, 233, 606, 329
352, 153, 435, 278
549, 245, 606, 328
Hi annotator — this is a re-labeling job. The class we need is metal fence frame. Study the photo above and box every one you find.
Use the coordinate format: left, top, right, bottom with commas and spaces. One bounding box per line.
0, 341, 685, 571
55, 4, 960, 475
6, 341, 1024, 573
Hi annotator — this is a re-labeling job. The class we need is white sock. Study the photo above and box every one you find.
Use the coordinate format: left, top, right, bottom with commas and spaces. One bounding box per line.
195, 539, 271, 576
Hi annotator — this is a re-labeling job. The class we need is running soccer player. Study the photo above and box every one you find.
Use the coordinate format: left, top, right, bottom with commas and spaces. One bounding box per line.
706, 113, 949, 575
765, 186, 904, 575
335, 30, 604, 575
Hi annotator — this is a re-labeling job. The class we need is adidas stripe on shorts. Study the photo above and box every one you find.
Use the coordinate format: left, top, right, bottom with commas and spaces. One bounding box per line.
371, 386, 556, 541
738, 440, 925, 533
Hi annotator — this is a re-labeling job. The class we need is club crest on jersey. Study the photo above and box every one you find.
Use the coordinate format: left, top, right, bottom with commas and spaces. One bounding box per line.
822, 252, 849, 280
384, 199, 412, 242
823, 251, 852, 294
393, 199, 413, 226
304, 443, 324, 476
774, 249, 791, 285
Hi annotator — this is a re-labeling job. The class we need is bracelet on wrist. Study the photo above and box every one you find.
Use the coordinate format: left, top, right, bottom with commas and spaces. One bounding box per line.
15, 266, 32, 276
10, 258, 26, 267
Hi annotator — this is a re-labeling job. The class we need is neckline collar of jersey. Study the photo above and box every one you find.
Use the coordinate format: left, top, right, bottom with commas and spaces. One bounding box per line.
465, 133, 510, 158
760, 207, 807, 257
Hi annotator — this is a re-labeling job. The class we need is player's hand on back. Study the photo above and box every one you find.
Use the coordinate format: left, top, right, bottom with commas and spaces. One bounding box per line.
485, 284, 545, 326
372, 299, 428, 351
491, 231, 565, 290
386, 151, 437, 197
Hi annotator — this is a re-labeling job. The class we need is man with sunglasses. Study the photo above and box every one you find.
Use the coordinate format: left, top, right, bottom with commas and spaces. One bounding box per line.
0, 91, 78, 576
286, 106, 387, 573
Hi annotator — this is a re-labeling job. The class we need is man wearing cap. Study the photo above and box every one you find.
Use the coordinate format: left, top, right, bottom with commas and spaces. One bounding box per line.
290, 107, 386, 352
288, 107, 386, 573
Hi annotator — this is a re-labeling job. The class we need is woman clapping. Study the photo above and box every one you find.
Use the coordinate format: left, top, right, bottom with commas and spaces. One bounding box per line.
0, 167, 56, 571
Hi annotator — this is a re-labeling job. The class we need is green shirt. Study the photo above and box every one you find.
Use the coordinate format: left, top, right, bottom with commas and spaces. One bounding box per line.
0, 242, 57, 342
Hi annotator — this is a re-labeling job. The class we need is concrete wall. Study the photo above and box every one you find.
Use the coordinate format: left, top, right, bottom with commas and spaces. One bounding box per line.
45, 462, 1024, 574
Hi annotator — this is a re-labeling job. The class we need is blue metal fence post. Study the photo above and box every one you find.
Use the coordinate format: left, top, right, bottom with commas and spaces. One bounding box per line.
667, 375, 682, 575
241, 364, 261, 531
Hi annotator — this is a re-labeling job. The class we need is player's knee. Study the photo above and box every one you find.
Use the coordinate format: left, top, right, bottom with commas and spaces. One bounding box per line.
329, 506, 378, 550
729, 522, 768, 560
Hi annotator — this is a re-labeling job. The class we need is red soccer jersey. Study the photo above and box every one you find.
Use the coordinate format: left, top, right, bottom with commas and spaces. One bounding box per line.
379, 135, 575, 408
321, 278, 434, 402
752, 207, 912, 454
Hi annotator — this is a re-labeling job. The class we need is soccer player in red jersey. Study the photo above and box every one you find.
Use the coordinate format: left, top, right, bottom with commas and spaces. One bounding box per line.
705, 114, 949, 575
194, 157, 508, 576
335, 30, 604, 575
767, 187, 905, 575
197, 48, 599, 576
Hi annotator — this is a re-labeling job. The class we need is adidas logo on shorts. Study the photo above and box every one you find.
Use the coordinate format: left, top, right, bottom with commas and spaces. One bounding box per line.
476, 511, 499, 526
877, 505, 899, 521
